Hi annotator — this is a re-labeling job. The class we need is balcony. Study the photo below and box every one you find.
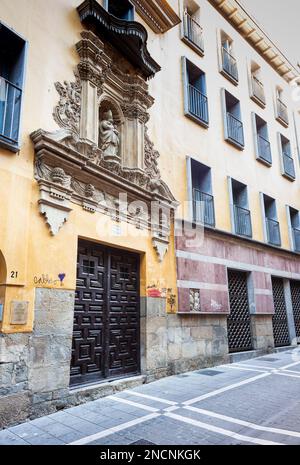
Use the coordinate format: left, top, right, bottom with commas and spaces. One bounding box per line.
282, 151, 295, 180
0, 77, 22, 148
251, 75, 265, 106
193, 189, 215, 226
266, 218, 281, 246
187, 84, 209, 126
276, 98, 289, 126
221, 47, 238, 82
257, 134, 272, 164
183, 10, 204, 54
293, 227, 300, 252
234, 205, 252, 237
226, 112, 244, 148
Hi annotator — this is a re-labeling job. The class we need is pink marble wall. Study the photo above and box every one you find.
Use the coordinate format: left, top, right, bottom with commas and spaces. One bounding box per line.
176, 227, 300, 314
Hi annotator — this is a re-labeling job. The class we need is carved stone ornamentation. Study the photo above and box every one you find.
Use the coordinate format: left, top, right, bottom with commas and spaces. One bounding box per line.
31, 20, 177, 260
190, 289, 201, 313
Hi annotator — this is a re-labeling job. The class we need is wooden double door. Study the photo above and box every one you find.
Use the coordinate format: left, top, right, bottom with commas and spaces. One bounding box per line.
70, 241, 140, 386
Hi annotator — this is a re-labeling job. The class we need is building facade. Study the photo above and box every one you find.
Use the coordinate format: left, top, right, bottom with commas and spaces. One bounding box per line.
0, 0, 300, 428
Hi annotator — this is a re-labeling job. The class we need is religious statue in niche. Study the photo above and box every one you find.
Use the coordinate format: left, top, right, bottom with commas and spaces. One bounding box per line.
99, 109, 120, 158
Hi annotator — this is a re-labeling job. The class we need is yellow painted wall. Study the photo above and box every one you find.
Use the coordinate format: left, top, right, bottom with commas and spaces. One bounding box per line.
0, 0, 299, 333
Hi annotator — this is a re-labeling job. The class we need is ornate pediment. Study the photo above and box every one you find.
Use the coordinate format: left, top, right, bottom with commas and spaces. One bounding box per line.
31, 29, 177, 261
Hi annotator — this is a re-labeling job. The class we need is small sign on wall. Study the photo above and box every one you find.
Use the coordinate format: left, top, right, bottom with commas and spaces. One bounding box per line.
10, 301, 29, 325
0, 303, 3, 322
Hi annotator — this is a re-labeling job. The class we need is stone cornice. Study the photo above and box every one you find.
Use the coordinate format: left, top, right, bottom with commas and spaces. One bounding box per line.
209, 0, 299, 83
131, 0, 181, 34
77, 0, 161, 78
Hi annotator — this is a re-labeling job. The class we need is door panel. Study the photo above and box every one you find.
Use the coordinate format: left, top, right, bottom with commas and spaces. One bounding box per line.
227, 270, 252, 353
272, 277, 290, 347
70, 242, 140, 386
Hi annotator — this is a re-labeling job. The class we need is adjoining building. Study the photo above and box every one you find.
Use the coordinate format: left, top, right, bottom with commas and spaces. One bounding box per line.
0, 0, 300, 428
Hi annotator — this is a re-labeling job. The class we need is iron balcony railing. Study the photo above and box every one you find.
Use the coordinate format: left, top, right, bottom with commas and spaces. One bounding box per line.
227, 112, 244, 147
282, 151, 295, 179
277, 98, 289, 125
293, 227, 300, 252
222, 47, 238, 81
183, 10, 204, 52
234, 205, 252, 237
257, 133, 272, 164
188, 84, 209, 125
266, 218, 281, 246
193, 189, 215, 226
251, 75, 265, 104
0, 76, 22, 145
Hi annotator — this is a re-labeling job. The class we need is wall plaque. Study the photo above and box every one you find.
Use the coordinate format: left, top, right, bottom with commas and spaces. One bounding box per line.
10, 301, 29, 325
0, 303, 3, 322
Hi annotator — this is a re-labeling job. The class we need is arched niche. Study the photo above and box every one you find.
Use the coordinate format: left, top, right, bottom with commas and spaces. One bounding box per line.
0, 250, 7, 285
98, 96, 124, 163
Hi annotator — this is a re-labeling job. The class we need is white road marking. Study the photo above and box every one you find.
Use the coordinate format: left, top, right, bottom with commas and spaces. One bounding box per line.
127, 391, 177, 405
274, 372, 300, 379
164, 412, 282, 445
280, 360, 300, 370
106, 395, 159, 412
233, 363, 277, 371
68, 413, 161, 445
184, 406, 300, 438
226, 365, 269, 373
183, 372, 271, 405
282, 369, 300, 374
163, 406, 180, 412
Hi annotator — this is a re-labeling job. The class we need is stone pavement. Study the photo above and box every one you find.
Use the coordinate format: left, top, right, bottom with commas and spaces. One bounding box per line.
1, 348, 300, 445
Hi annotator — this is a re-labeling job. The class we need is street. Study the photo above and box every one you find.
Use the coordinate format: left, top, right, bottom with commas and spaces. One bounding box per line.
1, 348, 300, 445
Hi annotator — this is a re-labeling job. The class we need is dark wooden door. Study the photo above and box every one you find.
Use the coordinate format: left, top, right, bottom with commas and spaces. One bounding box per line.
70, 241, 140, 386
227, 270, 252, 353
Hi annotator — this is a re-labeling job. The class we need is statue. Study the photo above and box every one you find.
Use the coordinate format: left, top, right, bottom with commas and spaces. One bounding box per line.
99, 109, 120, 158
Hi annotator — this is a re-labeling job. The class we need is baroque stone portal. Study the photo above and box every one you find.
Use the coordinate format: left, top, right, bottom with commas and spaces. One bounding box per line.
31, 3, 177, 262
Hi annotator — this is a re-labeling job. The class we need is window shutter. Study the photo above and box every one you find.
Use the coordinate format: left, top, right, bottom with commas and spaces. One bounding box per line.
251, 113, 259, 159
221, 88, 228, 141
186, 157, 193, 222
181, 56, 189, 116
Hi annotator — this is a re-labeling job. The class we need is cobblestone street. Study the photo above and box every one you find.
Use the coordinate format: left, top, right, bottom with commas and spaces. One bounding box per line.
1, 348, 300, 445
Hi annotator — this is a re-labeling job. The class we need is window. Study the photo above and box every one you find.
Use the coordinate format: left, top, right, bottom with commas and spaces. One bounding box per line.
189, 159, 215, 226
221, 89, 244, 149
220, 31, 238, 83
105, 0, 134, 21
250, 62, 265, 107
182, 0, 204, 55
278, 133, 295, 180
0, 23, 26, 151
229, 179, 252, 237
252, 114, 272, 165
182, 58, 209, 127
288, 207, 300, 252
275, 87, 289, 126
261, 194, 281, 246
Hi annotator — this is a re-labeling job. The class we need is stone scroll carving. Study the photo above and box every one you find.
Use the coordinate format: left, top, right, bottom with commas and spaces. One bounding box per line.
31, 30, 177, 261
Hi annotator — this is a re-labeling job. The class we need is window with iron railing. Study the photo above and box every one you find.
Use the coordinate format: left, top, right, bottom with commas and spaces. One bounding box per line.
193, 189, 215, 226
251, 74, 265, 105
0, 25, 26, 151
227, 112, 244, 147
276, 97, 289, 126
183, 9, 204, 53
188, 84, 209, 125
282, 151, 295, 179
0, 78, 22, 146
183, 58, 209, 127
266, 218, 281, 246
293, 227, 300, 252
234, 205, 252, 237
257, 133, 271, 164
221, 46, 238, 82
